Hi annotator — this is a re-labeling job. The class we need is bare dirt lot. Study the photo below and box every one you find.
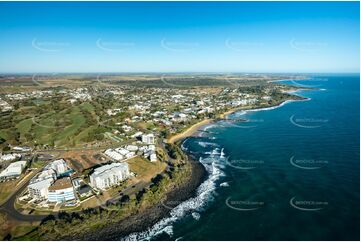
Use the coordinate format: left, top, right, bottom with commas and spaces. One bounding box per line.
63, 150, 108, 173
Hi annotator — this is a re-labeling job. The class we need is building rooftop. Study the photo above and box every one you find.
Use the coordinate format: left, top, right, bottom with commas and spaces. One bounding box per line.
28, 177, 53, 190
49, 177, 73, 191
92, 162, 128, 176
0, 160, 27, 178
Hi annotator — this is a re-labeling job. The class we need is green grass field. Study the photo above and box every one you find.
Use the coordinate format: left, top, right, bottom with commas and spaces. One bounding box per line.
0, 101, 107, 148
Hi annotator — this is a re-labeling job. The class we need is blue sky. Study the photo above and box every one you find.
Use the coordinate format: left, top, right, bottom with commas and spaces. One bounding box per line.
0, 1, 359, 73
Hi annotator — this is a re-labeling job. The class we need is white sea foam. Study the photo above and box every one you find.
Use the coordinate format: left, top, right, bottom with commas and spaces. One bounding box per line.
197, 141, 219, 148
122, 149, 225, 241
204, 147, 221, 156
192, 212, 201, 220
220, 182, 229, 187
231, 110, 247, 117
202, 124, 218, 131
220, 148, 225, 159
181, 138, 189, 151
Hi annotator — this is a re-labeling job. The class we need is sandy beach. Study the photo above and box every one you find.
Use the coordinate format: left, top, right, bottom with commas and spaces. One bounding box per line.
168, 93, 308, 145
167, 106, 254, 144
167, 119, 213, 144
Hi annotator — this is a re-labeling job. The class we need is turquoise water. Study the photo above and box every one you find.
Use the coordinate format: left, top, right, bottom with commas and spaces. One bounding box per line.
127, 75, 360, 241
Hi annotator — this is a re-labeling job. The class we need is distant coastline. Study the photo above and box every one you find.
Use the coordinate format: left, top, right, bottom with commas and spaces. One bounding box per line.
167, 90, 309, 144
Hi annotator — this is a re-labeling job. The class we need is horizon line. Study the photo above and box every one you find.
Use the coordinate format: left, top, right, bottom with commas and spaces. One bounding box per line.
0, 72, 359, 75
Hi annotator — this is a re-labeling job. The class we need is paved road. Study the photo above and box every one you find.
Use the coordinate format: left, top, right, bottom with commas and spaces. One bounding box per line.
0, 172, 50, 222
0, 159, 56, 222
2, 139, 137, 155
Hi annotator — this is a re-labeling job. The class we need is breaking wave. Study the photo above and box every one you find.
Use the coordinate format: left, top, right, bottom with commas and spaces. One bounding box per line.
181, 138, 189, 151
202, 124, 218, 132
220, 182, 229, 187
204, 147, 222, 156
197, 141, 219, 148
192, 212, 201, 220
122, 148, 225, 241
230, 110, 247, 117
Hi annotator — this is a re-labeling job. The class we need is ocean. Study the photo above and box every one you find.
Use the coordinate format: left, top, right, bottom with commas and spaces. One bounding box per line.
126, 74, 360, 241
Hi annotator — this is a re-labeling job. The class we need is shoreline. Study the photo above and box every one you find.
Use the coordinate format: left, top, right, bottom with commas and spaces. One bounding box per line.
62, 156, 207, 240
167, 119, 213, 144
167, 93, 309, 144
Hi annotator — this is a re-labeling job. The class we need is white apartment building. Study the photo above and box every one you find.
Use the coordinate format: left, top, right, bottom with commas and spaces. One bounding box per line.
150, 153, 157, 162
0, 160, 27, 180
48, 177, 76, 203
28, 179, 53, 200
90, 163, 130, 190
142, 133, 155, 144
28, 169, 57, 200
27, 159, 69, 200
45, 159, 69, 176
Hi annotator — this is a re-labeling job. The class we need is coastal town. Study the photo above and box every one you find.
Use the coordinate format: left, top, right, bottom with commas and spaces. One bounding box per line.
0, 1, 358, 241
0, 74, 305, 239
